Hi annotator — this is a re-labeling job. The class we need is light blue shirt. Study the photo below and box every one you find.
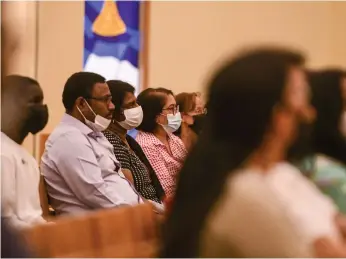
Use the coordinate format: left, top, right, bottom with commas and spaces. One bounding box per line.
41, 114, 143, 215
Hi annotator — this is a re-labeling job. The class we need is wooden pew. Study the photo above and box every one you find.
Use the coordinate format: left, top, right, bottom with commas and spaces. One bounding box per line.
39, 175, 50, 219
38, 133, 56, 218
23, 213, 96, 258
22, 204, 160, 258
39, 133, 50, 162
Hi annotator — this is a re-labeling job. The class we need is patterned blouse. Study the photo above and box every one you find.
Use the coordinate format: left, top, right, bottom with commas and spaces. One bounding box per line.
104, 131, 161, 203
135, 131, 187, 198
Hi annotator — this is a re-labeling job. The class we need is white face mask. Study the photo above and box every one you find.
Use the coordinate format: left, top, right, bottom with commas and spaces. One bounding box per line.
117, 106, 144, 130
77, 100, 111, 132
160, 112, 182, 133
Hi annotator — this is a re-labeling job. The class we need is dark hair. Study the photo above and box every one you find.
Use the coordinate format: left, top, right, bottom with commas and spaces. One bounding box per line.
62, 72, 105, 111
136, 87, 174, 133
162, 48, 305, 257
308, 69, 346, 164
107, 80, 135, 110
175, 92, 198, 113
2, 75, 39, 99
3, 75, 39, 88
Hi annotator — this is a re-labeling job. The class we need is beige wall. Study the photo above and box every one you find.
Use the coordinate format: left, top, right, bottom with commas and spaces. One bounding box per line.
149, 2, 346, 94
36, 1, 84, 135
2, 1, 37, 77
331, 3, 346, 67
2, 1, 38, 153
4, 1, 346, 157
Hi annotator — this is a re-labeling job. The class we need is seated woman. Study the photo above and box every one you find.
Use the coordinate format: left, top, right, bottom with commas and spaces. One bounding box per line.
136, 88, 187, 198
162, 48, 346, 257
174, 92, 206, 151
300, 69, 346, 213
104, 80, 165, 205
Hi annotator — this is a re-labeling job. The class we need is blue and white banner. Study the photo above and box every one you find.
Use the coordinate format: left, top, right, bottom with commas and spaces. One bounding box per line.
84, 0, 141, 94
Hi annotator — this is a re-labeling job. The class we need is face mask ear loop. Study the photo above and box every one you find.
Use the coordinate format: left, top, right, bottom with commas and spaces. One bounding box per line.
77, 106, 88, 121
84, 98, 97, 116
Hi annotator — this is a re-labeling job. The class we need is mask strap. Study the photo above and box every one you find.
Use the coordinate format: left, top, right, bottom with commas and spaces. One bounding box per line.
83, 98, 97, 116
77, 106, 88, 121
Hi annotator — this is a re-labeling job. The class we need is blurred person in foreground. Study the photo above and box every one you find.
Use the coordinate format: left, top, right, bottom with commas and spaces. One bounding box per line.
174, 92, 206, 151
162, 48, 346, 257
136, 88, 187, 198
299, 69, 346, 213
1, 23, 32, 258
1, 75, 48, 229
41, 72, 144, 216
1, 218, 31, 258
103, 80, 165, 208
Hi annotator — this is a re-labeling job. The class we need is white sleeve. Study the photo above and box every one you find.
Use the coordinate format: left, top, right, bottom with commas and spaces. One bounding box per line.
1, 155, 32, 229
203, 173, 311, 258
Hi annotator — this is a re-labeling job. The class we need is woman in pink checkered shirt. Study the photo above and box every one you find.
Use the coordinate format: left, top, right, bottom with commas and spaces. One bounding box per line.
136, 88, 187, 198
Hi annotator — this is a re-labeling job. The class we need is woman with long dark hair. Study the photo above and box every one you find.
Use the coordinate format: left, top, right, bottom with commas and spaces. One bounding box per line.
136, 88, 187, 198
162, 48, 345, 257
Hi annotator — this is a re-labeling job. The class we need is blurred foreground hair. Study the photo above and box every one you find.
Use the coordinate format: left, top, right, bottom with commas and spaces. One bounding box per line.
162, 47, 305, 257
308, 69, 346, 164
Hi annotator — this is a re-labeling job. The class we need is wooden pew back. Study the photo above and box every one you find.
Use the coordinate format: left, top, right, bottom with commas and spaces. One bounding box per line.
23, 204, 160, 258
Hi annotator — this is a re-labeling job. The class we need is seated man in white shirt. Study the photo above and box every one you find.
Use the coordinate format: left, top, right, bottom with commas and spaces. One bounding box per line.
1, 75, 48, 229
41, 72, 150, 216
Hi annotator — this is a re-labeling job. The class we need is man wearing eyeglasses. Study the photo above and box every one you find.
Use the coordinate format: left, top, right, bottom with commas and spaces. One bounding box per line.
41, 72, 144, 215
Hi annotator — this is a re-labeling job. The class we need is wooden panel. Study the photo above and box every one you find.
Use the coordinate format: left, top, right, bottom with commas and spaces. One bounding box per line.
92, 206, 136, 258
49, 215, 96, 258
23, 204, 160, 258
23, 222, 51, 257
39, 175, 50, 219
91, 204, 160, 258
38, 133, 53, 218
140, 1, 150, 90
39, 133, 50, 162
23, 214, 97, 258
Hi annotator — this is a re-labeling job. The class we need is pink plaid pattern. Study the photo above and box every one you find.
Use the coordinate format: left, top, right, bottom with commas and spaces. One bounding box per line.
136, 131, 187, 198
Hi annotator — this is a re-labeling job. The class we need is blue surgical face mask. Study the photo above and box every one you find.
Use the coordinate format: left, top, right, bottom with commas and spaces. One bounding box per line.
160, 112, 182, 133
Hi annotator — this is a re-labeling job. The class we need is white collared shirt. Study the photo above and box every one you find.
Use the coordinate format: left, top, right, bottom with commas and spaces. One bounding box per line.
1, 132, 45, 229
41, 114, 143, 215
